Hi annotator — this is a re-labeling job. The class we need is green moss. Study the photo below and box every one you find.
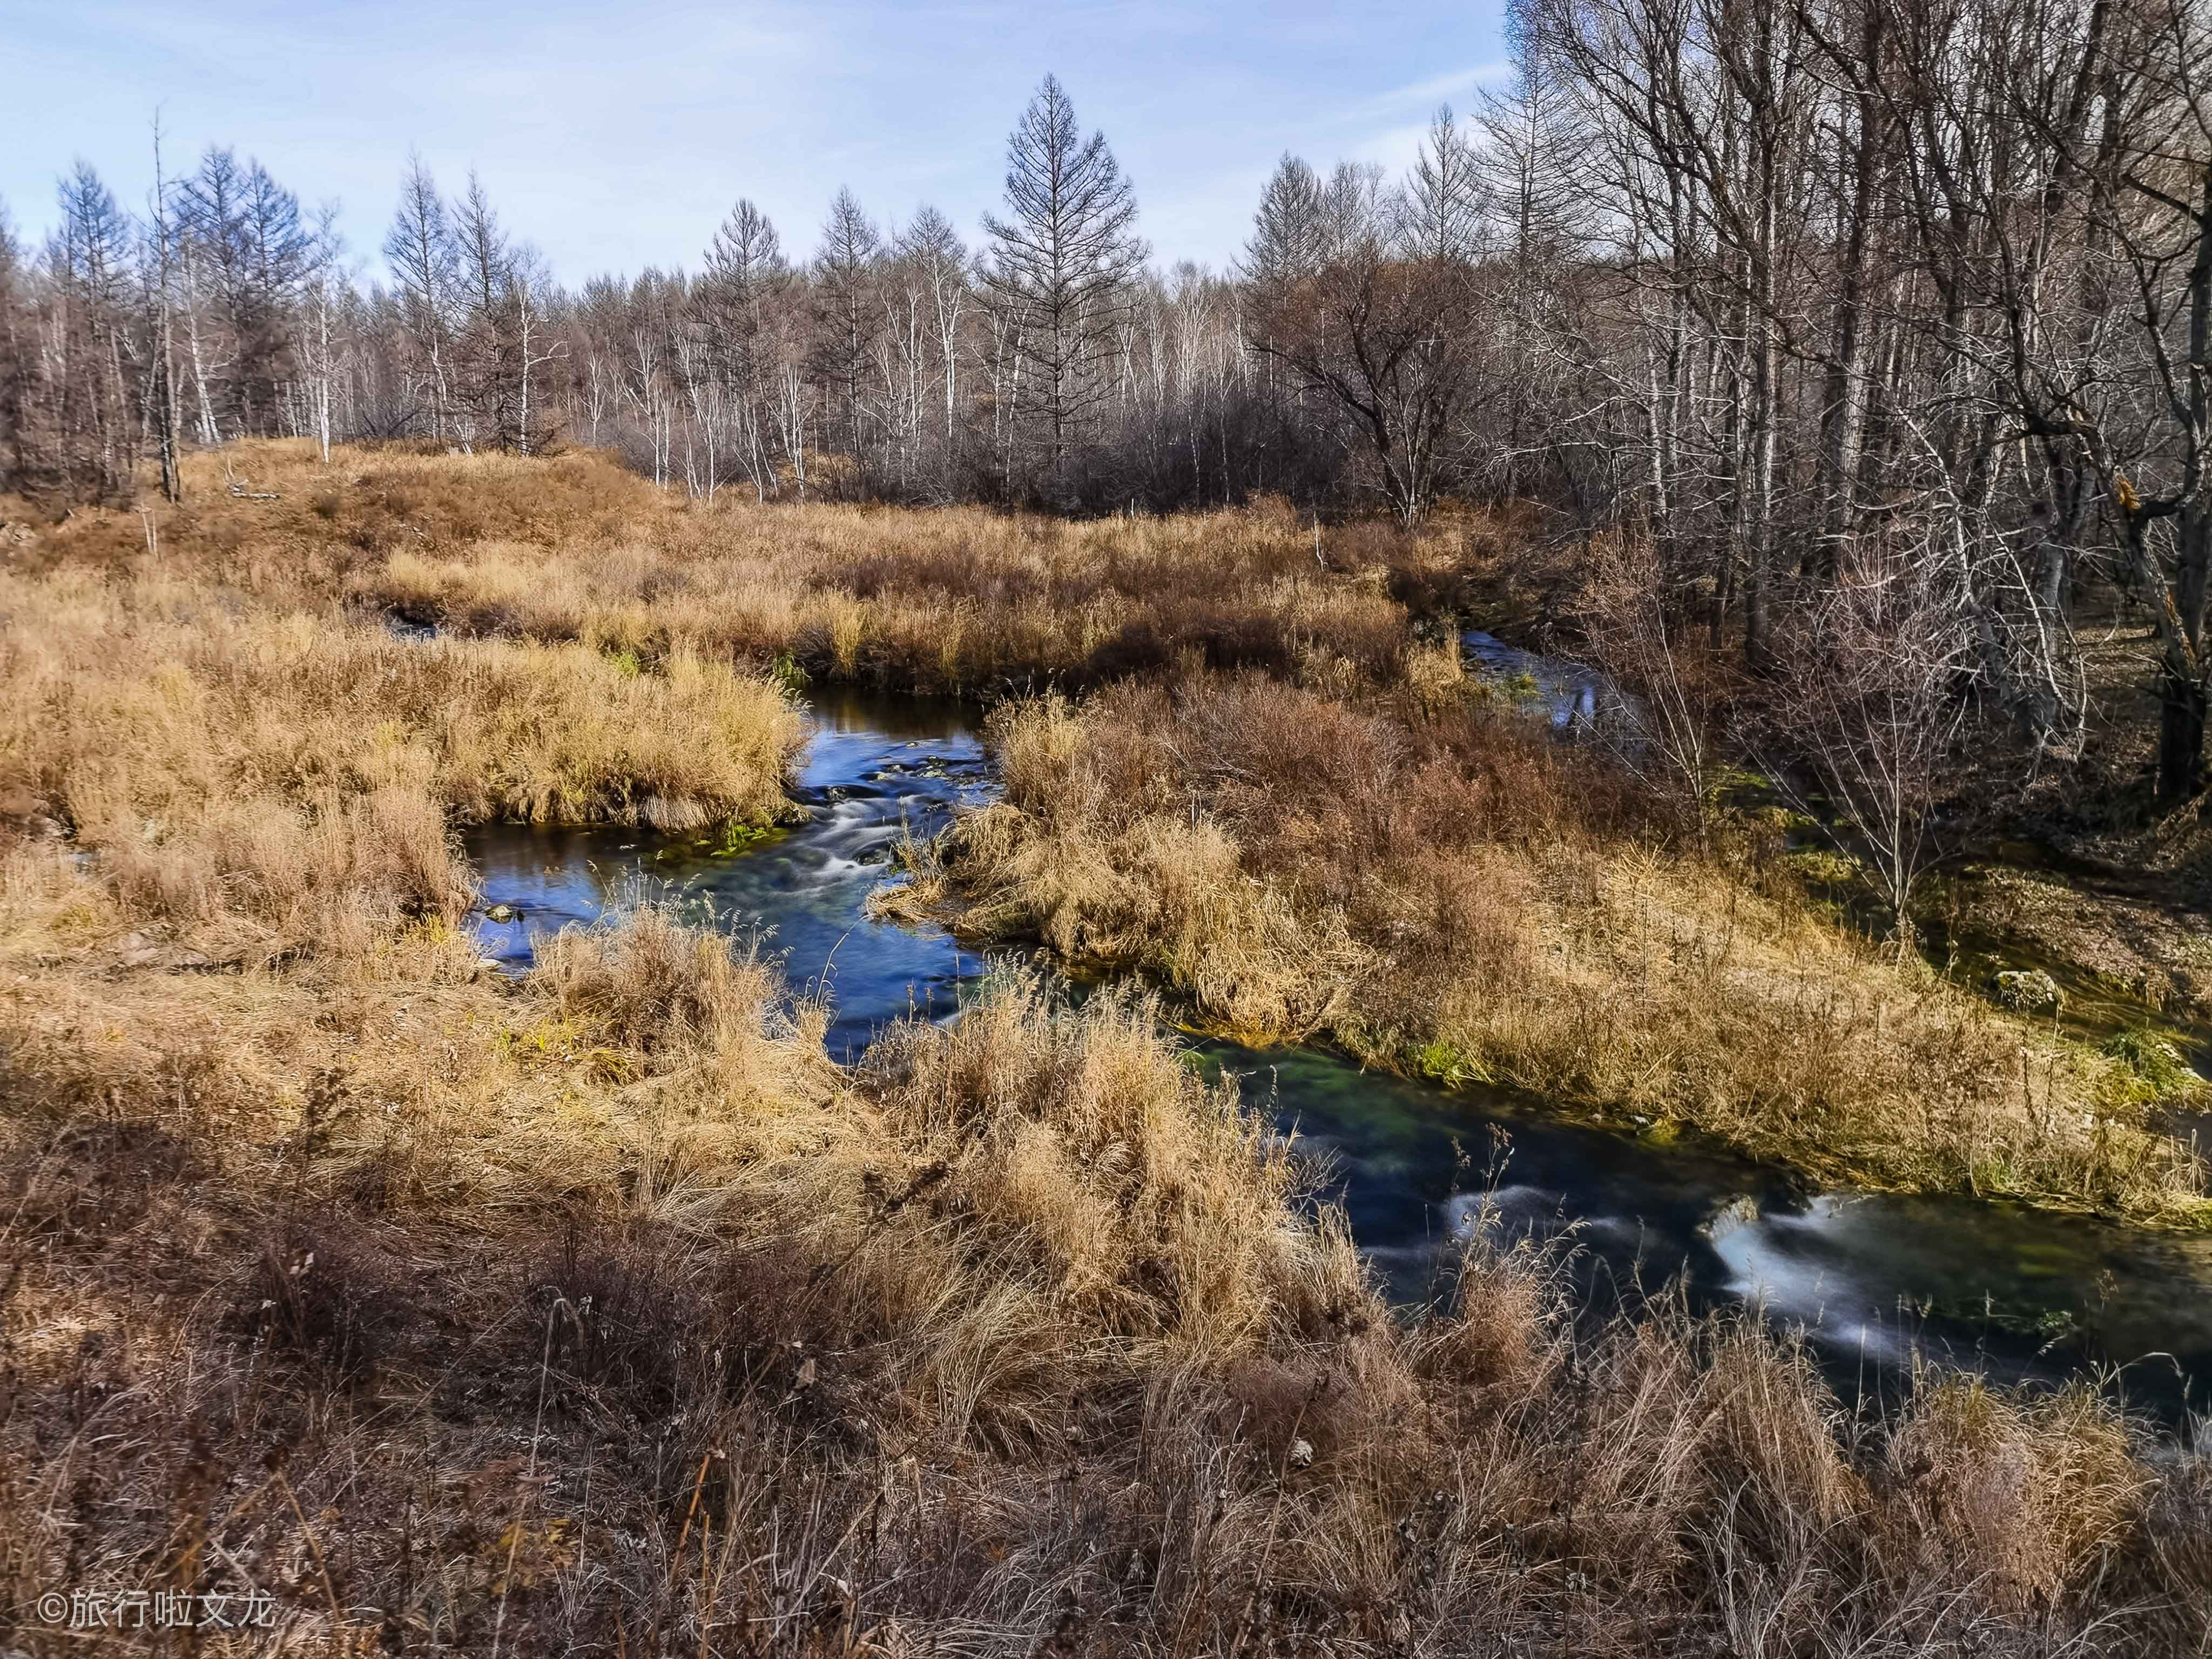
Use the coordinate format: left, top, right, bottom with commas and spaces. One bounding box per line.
1784, 847, 1862, 888
1739, 804, 1815, 835
1713, 766, 1777, 794
1990, 968, 2065, 1015
2098, 1027, 2206, 1104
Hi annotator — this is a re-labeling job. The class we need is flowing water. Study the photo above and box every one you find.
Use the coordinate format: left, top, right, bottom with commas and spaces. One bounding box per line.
1461, 629, 1616, 733
470, 692, 993, 1059
464, 689, 2212, 1426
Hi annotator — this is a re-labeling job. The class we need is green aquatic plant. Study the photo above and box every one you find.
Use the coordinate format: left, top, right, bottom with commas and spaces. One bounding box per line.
1413, 1035, 1482, 1086
697, 820, 784, 858
1903, 1294, 2086, 1352
1462, 667, 1546, 714
1971, 1152, 2023, 1196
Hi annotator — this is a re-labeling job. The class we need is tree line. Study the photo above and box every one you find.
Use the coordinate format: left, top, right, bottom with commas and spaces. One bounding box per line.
3, 0, 2209, 814
0, 77, 1240, 516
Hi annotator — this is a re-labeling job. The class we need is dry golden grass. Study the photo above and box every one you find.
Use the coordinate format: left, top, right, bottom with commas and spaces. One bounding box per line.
3, 831, 2207, 1655
0, 561, 800, 968
912, 678, 2210, 1220
9, 440, 1480, 698
3, 443, 2209, 1654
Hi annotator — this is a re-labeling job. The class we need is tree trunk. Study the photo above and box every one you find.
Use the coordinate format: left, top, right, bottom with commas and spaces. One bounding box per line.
2158, 660, 2207, 804
2157, 161, 2212, 804
1814, 5, 1882, 579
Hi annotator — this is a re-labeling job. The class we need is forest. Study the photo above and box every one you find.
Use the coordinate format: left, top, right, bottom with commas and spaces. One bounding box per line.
5, 0, 2210, 825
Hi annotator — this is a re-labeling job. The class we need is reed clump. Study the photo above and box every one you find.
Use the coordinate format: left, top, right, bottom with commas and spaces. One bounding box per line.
915, 675, 2209, 1220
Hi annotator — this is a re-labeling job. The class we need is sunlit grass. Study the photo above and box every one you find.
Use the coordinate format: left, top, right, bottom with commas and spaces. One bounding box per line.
920, 678, 2209, 1222
0, 442, 2206, 1652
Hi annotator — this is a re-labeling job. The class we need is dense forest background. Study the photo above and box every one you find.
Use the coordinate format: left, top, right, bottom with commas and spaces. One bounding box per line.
4, 0, 2210, 825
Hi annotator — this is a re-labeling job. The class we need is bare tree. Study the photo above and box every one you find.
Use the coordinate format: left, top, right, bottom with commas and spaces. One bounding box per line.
1777, 537, 1975, 952
0, 199, 24, 490
920, 207, 972, 476
981, 75, 1148, 497
508, 241, 564, 456
299, 205, 349, 464
450, 171, 512, 450
810, 187, 884, 485
1576, 531, 1737, 842
50, 161, 138, 502
383, 154, 456, 441
1242, 114, 1492, 525
1399, 104, 1483, 262
699, 197, 794, 499
1243, 155, 1330, 292
172, 148, 308, 440
145, 118, 181, 502
2047, 0, 2212, 800
1474, 10, 1594, 497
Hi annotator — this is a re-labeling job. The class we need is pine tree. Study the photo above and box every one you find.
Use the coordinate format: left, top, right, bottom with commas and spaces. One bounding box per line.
382, 154, 457, 440
980, 75, 1148, 495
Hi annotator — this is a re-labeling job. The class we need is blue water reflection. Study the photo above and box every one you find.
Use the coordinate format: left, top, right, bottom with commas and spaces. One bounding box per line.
464, 691, 2212, 1425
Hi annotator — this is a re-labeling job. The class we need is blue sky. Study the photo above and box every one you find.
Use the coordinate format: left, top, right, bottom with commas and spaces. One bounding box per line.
0, 1, 1509, 282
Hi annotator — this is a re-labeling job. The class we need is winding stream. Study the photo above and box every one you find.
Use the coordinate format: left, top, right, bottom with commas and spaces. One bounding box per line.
464, 690, 2212, 1426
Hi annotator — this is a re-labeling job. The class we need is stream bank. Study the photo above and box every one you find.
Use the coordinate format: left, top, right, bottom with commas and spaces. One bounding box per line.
464, 690, 2212, 1425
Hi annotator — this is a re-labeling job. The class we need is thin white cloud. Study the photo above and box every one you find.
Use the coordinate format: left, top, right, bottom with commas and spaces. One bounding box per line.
1347, 120, 1434, 178
1, 1, 1516, 277
1343, 60, 1513, 122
